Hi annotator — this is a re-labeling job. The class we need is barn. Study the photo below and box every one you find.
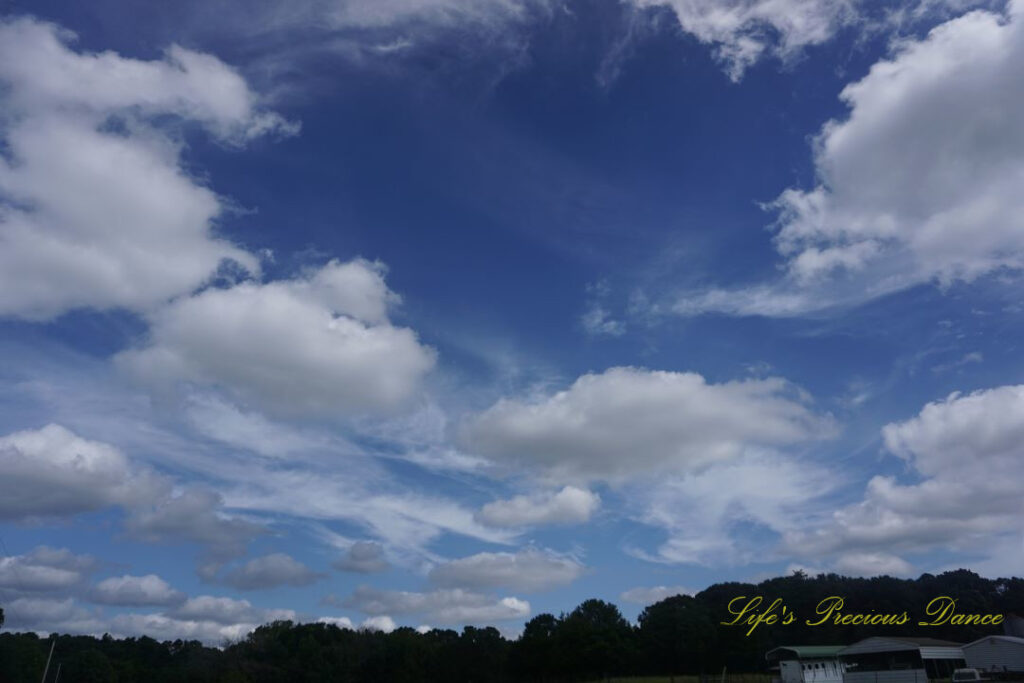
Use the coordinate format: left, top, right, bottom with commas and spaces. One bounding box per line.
766, 645, 847, 683
963, 635, 1024, 675
839, 636, 966, 683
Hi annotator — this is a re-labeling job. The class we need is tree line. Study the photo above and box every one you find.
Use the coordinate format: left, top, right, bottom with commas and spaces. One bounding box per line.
1, 569, 1023, 683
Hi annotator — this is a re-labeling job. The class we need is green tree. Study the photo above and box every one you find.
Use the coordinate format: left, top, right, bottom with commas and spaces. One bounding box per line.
638, 594, 716, 679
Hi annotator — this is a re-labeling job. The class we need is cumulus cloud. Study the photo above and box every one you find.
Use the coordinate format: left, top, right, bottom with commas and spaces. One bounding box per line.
833, 552, 915, 577
459, 367, 833, 484
0, 546, 95, 594
477, 486, 600, 527
220, 553, 324, 590
360, 615, 398, 632
428, 548, 584, 592
169, 595, 296, 625
620, 585, 694, 605
117, 259, 437, 419
784, 385, 1024, 570
336, 585, 530, 624
631, 0, 854, 80
3, 593, 296, 644
333, 542, 390, 574
90, 574, 186, 607
0, 424, 165, 521
0, 17, 293, 320
0, 423, 265, 566
317, 616, 355, 629
675, 1, 1024, 316
2, 597, 105, 635
125, 488, 265, 564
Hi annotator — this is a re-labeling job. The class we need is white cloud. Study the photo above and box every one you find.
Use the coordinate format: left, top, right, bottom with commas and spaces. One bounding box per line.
459, 367, 833, 484
581, 304, 626, 336
360, 615, 397, 632
334, 541, 390, 573
169, 595, 296, 625
3, 593, 295, 644
125, 488, 265, 564
90, 574, 186, 607
775, 2, 1024, 284
477, 486, 600, 527
0, 424, 165, 521
631, 0, 854, 80
675, 2, 1024, 316
635, 449, 838, 565
0, 546, 95, 593
221, 553, 324, 590
2, 597, 105, 635
184, 394, 339, 459
429, 548, 584, 592
0, 17, 293, 321
317, 615, 355, 629
107, 612, 259, 644
833, 552, 915, 577
784, 385, 1024, 569
619, 585, 694, 605
338, 585, 530, 624
117, 259, 437, 419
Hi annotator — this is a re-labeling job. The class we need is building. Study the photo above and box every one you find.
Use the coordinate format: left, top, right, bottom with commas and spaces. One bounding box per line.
963, 635, 1024, 674
766, 645, 847, 683
838, 637, 966, 683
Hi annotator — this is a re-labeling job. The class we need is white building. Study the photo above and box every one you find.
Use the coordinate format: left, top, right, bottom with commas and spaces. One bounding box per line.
767, 645, 847, 683
963, 635, 1024, 674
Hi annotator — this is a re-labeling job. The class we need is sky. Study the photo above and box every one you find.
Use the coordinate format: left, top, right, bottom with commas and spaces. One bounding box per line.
1, 0, 1024, 644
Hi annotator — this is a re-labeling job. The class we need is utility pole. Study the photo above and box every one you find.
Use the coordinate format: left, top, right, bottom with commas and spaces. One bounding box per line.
40, 638, 55, 683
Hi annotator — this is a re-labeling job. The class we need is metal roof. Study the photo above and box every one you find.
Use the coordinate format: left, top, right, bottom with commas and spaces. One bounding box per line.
839, 637, 964, 658
964, 635, 1024, 648
767, 646, 848, 661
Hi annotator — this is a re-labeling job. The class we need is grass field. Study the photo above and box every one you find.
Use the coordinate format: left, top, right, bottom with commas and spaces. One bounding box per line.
592, 676, 773, 683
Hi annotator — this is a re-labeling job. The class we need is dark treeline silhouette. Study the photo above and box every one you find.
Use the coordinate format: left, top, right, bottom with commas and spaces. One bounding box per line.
2, 569, 1023, 683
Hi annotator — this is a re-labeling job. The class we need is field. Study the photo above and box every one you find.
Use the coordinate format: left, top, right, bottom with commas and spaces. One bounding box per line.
593, 675, 774, 683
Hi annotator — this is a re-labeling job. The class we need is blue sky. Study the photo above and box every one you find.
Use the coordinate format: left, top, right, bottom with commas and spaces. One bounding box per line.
2, 0, 1024, 643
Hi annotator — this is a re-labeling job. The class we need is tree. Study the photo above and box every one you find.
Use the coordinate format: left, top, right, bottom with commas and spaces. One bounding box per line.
559, 599, 636, 681
638, 594, 716, 679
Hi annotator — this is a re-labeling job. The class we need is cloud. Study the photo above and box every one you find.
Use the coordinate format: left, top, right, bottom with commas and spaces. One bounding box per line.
333, 542, 390, 574
106, 612, 263, 644
477, 486, 600, 528
0, 546, 95, 594
833, 552, 915, 577
784, 385, 1024, 569
429, 548, 584, 592
90, 574, 187, 607
675, 2, 1024, 316
0, 424, 165, 521
125, 488, 265, 564
0, 423, 266, 566
220, 553, 324, 590
0, 17, 293, 321
2, 593, 295, 644
619, 585, 694, 605
2, 597, 105, 635
459, 367, 834, 484
317, 616, 355, 629
360, 615, 398, 632
635, 449, 838, 565
117, 259, 437, 419
169, 595, 296, 625
581, 305, 626, 337
630, 0, 855, 80
336, 585, 530, 624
